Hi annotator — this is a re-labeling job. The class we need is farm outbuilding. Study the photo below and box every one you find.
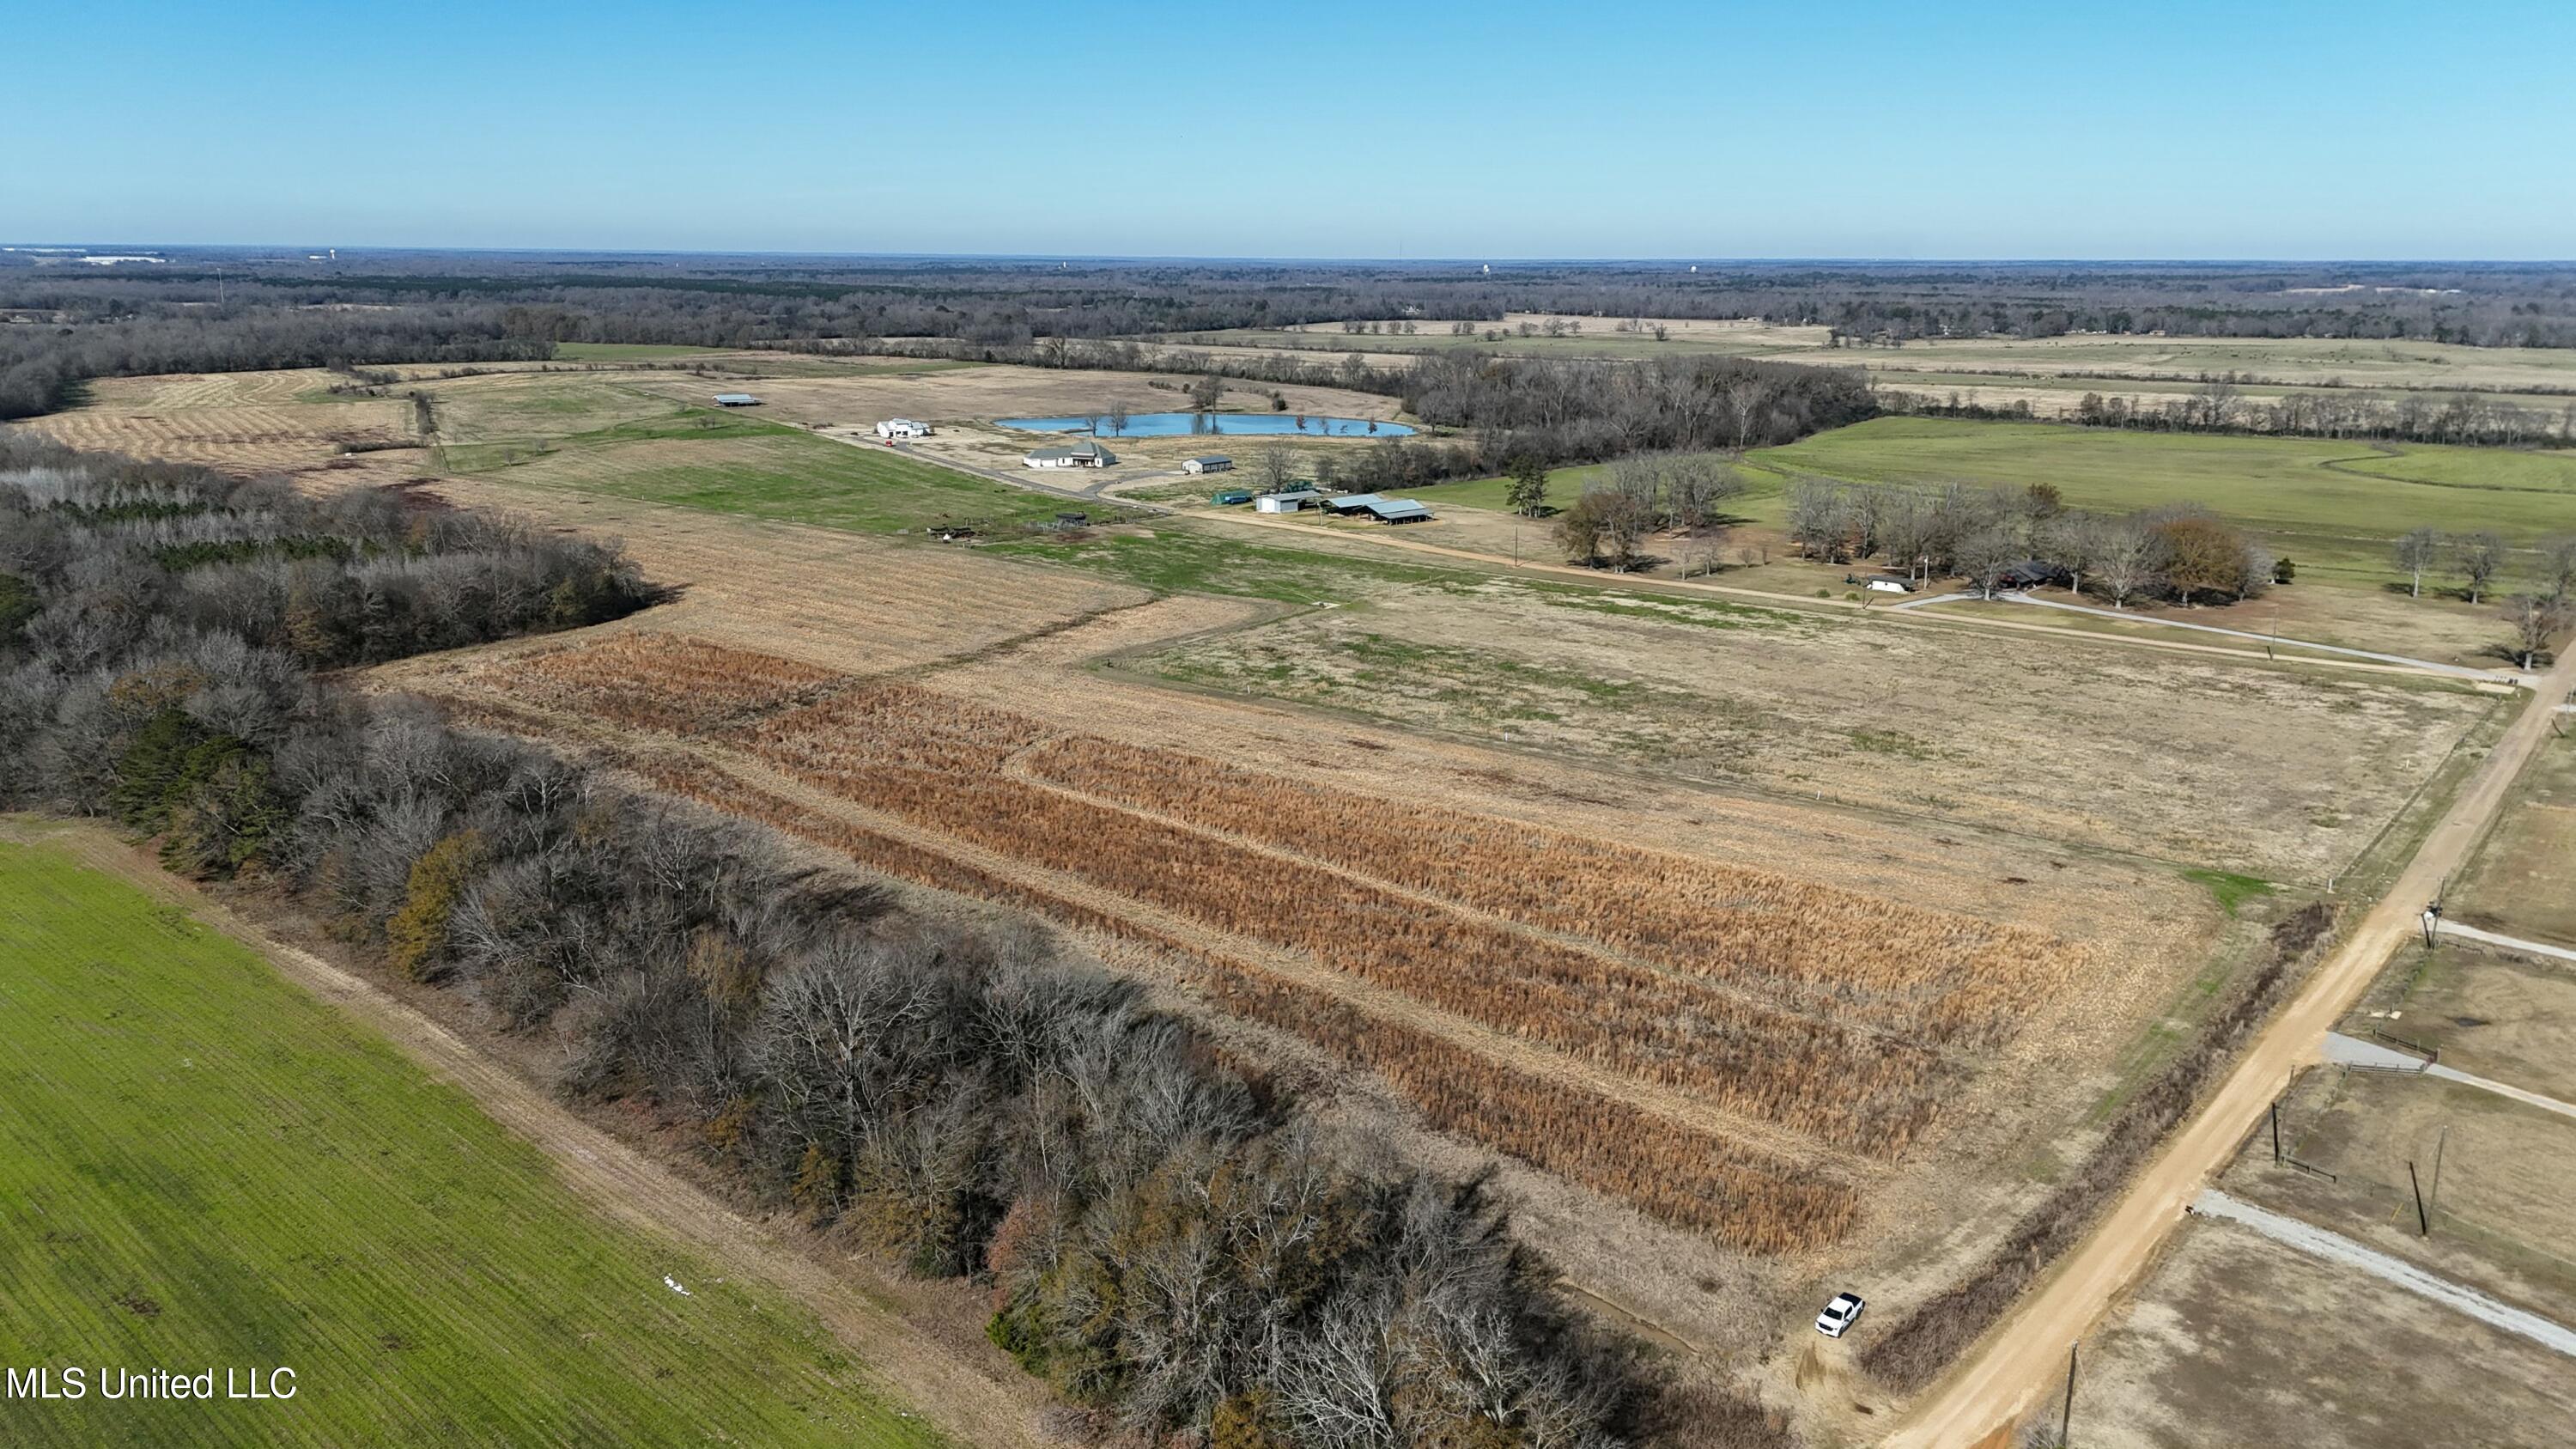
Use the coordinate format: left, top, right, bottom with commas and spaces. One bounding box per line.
875, 418, 932, 439
1864, 575, 1917, 594
1255, 490, 1322, 514
1326, 494, 1432, 523
713, 393, 762, 407
1211, 489, 1255, 506
1182, 456, 1234, 475
1024, 441, 1118, 469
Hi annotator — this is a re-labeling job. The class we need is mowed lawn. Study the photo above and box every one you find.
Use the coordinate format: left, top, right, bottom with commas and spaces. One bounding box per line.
0, 840, 945, 1449
1747, 418, 2576, 589
450, 407, 1066, 533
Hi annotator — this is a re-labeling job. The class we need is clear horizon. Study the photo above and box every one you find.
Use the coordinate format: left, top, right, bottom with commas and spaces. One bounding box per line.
12, 0, 2572, 260
8, 245, 2573, 266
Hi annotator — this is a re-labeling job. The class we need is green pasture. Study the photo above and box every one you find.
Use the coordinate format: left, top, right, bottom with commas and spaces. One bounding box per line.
448, 407, 1066, 533
0, 837, 945, 1448
1746, 418, 2576, 588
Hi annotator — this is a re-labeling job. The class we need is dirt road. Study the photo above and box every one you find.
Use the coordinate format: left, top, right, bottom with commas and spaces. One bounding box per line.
1884, 646, 2576, 1448
9, 820, 1055, 1449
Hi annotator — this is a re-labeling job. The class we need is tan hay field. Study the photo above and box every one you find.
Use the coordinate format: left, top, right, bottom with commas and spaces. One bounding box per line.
9, 368, 423, 483
608, 362, 1405, 432
1133, 581, 2494, 881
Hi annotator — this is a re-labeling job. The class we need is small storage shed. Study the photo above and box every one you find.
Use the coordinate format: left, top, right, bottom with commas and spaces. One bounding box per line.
1864, 575, 1916, 594
1255, 490, 1322, 514
1182, 456, 1234, 475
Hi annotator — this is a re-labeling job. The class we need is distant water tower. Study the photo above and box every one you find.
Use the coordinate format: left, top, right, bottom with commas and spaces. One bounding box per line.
1481, 263, 1491, 275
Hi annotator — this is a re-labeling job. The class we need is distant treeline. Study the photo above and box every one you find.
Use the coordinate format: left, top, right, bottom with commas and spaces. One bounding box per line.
0, 436, 1665, 1449
0, 298, 548, 419
7, 256, 2576, 419
1884, 381, 2576, 447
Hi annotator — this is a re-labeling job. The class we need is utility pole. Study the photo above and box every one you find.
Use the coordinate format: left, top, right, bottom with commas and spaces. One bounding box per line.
2429, 1125, 2449, 1218
2058, 1339, 2080, 1446
2409, 1160, 2429, 1236
2269, 1099, 2282, 1165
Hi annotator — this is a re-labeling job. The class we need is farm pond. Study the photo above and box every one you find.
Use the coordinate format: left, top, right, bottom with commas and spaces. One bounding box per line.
995, 412, 1414, 438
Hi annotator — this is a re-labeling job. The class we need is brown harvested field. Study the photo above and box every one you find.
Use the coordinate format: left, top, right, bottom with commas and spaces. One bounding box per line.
394, 630, 2192, 1273
2452, 728, 2576, 943
1129, 576, 2498, 881
1015, 733, 2065, 1048
2074, 1216, 2576, 1449
605, 751, 1862, 1256
709, 680, 1971, 1155
489, 633, 845, 734
370, 537, 2258, 1419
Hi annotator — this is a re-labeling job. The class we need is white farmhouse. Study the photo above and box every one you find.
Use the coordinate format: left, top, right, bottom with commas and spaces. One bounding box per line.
1024, 440, 1118, 470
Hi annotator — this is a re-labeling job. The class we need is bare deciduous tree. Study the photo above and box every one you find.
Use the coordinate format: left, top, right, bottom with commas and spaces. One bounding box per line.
2092, 519, 2161, 608
2393, 527, 2442, 600
1252, 440, 1297, 496
2504, 594, 2572, 671
2454, 530, 2506, 604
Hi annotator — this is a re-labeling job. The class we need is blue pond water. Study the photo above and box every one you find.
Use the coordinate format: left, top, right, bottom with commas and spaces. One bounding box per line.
995, 412, 1414, 438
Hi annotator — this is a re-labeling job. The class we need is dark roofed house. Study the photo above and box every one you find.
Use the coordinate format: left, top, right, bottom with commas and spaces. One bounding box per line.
1996, 559, 2063, 590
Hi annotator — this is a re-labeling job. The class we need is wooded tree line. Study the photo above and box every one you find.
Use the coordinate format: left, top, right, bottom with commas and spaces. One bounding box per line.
1403, 353, 1875, 462
0, 437, 1656, 1448
1783, 477, 2280, 607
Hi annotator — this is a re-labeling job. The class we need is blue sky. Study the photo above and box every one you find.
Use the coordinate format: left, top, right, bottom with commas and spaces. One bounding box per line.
9, 1, 2569, 259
